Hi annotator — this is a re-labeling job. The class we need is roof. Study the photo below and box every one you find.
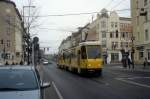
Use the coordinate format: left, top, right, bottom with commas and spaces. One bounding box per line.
79, 41, 101, 46
119, 17, 131, 21
0, 65, 35, 70
0, 0, 22, 21
0, 0, 16, 7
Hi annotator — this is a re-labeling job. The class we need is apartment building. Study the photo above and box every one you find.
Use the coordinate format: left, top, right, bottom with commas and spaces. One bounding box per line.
0, 0, 24, 64
131, 0, 150, 63
96, 9, 132, 63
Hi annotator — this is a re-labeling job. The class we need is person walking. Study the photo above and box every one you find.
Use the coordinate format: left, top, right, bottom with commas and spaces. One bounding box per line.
143, 58, 148, 69
5, 61, 9, 65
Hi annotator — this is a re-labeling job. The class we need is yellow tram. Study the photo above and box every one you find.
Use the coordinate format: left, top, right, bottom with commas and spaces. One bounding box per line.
57, 41, 103, 75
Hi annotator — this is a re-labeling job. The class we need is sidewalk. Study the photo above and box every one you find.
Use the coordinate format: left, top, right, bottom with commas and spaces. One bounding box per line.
104, 64, 150, 72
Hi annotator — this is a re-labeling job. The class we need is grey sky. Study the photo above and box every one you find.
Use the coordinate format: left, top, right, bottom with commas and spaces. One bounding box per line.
11, 0, 130, 54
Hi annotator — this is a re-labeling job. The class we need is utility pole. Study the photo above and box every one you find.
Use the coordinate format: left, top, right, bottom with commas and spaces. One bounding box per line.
32, 37, 39, 66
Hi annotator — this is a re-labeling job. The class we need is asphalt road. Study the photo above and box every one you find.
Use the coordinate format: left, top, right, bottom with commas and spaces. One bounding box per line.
42, 63, 150, 99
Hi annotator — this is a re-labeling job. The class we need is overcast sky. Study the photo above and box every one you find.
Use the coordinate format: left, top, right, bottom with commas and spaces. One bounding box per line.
11, 0, 130, 54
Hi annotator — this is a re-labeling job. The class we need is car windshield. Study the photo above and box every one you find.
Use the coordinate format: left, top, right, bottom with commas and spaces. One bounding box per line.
87, 46, 101, 59
0, 69, 38, 91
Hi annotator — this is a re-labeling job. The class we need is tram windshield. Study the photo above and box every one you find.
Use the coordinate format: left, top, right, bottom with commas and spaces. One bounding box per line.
86, 45, 101, 59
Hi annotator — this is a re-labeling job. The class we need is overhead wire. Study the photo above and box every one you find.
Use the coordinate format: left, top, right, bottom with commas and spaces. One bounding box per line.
23, 8, 131, 18
38, 27, 76, 32
104, 0, 115, 9
111, 0, 127, 11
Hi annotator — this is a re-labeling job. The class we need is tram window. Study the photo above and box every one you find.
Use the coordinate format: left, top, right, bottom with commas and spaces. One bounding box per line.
87, 46, 101, 59
81, 46, 87, 59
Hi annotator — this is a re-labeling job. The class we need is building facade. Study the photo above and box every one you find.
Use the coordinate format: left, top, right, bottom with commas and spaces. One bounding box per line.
96, 9, 132, 63
0, 0, 24, 64
131, 0, 150, 63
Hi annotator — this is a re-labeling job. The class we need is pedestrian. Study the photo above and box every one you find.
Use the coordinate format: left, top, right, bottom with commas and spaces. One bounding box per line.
105, 54, 108, 64
20, 60, 23, 65
128, 57, 131, 69
143, 58, 148, 69
5, 61, 9, 65
122, 58, 127, 68
12, 62, 15, 65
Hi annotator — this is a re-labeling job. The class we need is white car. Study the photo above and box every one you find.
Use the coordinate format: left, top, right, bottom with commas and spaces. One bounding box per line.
0, 65, 50, 99
43, 61, 49, 65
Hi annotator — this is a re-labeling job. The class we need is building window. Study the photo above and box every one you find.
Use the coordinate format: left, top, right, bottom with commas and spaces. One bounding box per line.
116, 30, 118, 38
6, 53, 11, 60
102, 31, 106, 38
121, 32, 125, 38
112, 42, 118, 49
122, 32, 125, 38
144, 0, 148, 6
101, 21, 106, 28
120, 42, 123, 48
126, 32, 128, 38
115, 42, 118, 48
7, 40, 10, 47
147, 50, 150, 60
111, 22, 114, 28
110, 32, 113, 38
115, 22, 118, 28
112, 42, 114, 49
102, 40, 106, 48
0, 40, 3, 44
125, 42, 128, 47
129, 42, 132, 47
128, 32, 132, 38
16, 52, 20, 57
145, 29, 149, 41
139, 50, 144, 59
145, 12, 148, 22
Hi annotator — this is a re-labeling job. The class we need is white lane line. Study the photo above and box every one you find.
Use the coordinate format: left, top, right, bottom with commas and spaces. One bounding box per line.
52, 81, 64, 99
116, 77, 150, 88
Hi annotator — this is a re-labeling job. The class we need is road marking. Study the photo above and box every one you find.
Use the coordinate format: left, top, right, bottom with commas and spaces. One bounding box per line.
52, 81, 64, 99
126, 77, 150, 79
116, 77, 150, 88
112, 66, 150, 72
105, 69, 133, 78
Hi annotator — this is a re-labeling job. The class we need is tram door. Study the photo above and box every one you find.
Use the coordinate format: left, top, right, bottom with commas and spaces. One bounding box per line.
77, 50, 81, 66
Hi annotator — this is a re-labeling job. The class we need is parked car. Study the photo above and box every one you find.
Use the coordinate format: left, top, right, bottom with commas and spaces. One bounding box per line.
0, 65, 50, 99
43, 61, 49, 65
